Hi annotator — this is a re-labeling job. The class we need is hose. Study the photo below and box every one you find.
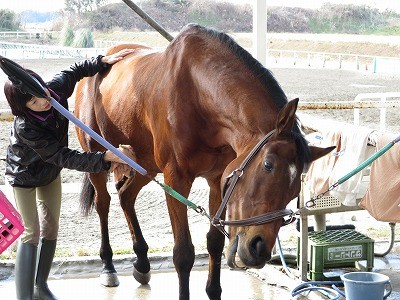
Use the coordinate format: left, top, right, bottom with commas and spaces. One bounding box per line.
275, 235, 297, 279
375, 222, 396, 257
275, 235, 344, 299
291, 281, 343, 299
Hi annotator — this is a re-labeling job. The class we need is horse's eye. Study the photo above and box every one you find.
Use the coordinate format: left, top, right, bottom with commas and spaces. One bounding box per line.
263, 161, 273, 172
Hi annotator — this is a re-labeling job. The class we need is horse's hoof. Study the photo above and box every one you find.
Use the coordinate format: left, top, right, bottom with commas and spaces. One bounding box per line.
133, 267, 151, 284
100, 272, 120, 287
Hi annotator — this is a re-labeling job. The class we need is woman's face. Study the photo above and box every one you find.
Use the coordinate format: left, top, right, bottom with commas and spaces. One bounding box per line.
25, 89, 51, 112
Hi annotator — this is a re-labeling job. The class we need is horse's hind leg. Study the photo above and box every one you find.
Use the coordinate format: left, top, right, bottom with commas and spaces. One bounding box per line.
89, 173, 119, 287
118, 174, 153, 284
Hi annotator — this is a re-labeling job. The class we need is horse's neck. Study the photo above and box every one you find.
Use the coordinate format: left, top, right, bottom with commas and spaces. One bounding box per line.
206, 97, 276, 154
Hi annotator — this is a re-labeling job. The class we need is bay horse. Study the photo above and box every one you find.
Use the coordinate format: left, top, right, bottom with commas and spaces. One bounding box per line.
75, 23, 334, 300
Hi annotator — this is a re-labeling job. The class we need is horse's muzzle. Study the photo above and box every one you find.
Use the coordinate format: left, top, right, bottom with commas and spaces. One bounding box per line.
226, 233, 271, 269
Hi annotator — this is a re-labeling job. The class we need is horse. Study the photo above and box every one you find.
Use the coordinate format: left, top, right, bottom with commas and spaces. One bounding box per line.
75, 23, 334, 300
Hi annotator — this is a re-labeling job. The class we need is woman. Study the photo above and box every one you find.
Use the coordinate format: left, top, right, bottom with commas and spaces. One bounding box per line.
3, 49, 135, 300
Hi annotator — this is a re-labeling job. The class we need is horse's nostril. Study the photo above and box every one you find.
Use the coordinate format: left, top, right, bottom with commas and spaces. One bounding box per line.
250, 236, 266, 256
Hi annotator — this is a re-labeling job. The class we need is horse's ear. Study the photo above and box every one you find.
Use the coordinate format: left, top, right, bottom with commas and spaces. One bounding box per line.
275, 98, 299, 136
308, 145, 336, 163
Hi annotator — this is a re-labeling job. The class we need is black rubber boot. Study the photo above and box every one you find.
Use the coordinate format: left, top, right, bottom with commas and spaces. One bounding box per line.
33, 238, 58, 300
15, 242, 37, 300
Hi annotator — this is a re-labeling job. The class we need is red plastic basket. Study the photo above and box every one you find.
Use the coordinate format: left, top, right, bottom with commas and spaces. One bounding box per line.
0, 189, 24, 254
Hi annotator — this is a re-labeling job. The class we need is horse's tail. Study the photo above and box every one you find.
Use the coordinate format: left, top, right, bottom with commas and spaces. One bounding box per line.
79, 172, 95, 217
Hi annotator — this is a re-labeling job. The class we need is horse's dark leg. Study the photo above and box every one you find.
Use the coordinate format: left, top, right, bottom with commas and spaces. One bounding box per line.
205, 179, 225, 300
90, 173, 119, 287
118, 174, 152, 284
164, 173, 194, 300
171, 204, 194, 300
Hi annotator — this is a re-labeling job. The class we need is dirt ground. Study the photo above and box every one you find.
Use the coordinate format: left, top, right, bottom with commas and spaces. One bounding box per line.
0, 34, 399, 259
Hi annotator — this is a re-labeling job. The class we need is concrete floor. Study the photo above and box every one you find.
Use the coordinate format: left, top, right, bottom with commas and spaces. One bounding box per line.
0, 266, 291, 300
1, 252, 400, 299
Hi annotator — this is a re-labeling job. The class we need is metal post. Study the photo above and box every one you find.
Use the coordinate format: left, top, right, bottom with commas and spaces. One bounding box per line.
314, 215, 326, 231
380, 96, 387, 131
253, 0, 267, 65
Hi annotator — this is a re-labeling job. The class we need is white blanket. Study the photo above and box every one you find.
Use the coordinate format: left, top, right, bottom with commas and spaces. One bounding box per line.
329, 124, 375, 206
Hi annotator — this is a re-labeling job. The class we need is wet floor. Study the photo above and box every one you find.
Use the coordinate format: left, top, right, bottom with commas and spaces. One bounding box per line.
0, 266, 291, 300
1, 254, 400, 299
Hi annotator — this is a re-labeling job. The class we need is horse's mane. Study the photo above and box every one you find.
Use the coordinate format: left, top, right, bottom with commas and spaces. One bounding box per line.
178, 24, 311, 163
181, 24, 288, 111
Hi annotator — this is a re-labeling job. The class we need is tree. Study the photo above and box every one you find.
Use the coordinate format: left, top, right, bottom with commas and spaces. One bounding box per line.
60, 26, 75, 46
64, 0, 107, 14
0, 9, 20, 31
71, 28, 94, 47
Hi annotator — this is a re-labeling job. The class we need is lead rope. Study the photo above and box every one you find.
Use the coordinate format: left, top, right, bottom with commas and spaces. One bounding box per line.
149, 175, 211, 219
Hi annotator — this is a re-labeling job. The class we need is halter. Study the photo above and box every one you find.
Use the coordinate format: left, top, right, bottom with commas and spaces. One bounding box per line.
211, 129, 296, 238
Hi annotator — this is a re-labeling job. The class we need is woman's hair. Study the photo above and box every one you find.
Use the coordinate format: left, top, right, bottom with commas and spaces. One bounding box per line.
3, 69, 47, 117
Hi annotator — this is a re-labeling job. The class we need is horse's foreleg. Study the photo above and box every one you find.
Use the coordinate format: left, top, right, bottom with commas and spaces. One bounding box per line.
171, 203, 194, 300
205, 226, 224, 300
205, 180, 225, 300
91, 174, 119, 287
119, 175, 152, 285
164, 175, 194, 300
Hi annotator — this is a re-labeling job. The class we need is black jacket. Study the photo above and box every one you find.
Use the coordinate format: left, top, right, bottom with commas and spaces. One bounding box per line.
5, 56, 111, 187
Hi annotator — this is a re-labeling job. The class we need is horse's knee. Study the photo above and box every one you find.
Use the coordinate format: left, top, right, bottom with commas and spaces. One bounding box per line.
207, 229, 225, 255
173, 243, 195, 273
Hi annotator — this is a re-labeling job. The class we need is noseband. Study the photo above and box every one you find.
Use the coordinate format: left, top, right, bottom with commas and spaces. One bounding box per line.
211, 129, 295, 238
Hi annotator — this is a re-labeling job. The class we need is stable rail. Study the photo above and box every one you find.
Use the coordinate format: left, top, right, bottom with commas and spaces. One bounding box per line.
353, 92, 400, 132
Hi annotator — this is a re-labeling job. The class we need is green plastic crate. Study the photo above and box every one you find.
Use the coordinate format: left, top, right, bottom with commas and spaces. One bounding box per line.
307, 229, 374, 281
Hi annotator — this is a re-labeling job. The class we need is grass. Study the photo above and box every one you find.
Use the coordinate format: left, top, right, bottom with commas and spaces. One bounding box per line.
93, 31, 171, 47
371, 26, 400, 35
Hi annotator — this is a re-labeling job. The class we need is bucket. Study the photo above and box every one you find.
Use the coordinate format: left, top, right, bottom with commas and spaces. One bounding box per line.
341, 272, 392, 300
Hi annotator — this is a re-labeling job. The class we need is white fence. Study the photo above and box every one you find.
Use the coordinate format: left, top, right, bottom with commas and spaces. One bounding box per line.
0, 31, 58, 40
267, 49, 380, 72
1, 38, 399, 73
0, 42, 105, 59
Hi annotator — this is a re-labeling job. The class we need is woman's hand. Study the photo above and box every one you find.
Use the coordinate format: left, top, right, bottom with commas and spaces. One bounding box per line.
101, 48, 135, 65
104, 145, 135, 164
104, 145, 136, 179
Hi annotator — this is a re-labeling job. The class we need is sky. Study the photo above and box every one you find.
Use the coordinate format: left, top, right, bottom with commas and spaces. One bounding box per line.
0, 0, 399, 13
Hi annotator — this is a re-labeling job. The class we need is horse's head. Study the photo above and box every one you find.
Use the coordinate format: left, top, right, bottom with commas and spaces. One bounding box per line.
221, 98, 335, 269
